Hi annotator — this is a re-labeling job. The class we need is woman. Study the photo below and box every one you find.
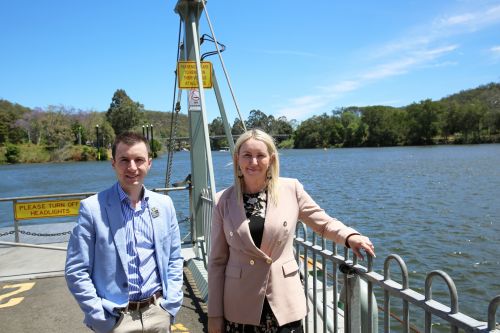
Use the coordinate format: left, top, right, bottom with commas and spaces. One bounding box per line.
208, 129, 375, 333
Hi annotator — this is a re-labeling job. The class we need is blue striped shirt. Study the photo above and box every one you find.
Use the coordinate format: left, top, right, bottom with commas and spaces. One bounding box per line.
117, 183, 161, 301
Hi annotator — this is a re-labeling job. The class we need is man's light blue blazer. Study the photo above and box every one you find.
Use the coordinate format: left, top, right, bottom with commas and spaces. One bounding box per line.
65, 183, 183, 333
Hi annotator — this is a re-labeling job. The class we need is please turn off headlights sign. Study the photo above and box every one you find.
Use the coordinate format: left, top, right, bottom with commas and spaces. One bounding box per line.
15, 199, 81, 220
177, 61, 213, 88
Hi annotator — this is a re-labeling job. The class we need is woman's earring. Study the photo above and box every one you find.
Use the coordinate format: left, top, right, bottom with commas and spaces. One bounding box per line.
237, 167, 243, 178
266, 168, 272, 180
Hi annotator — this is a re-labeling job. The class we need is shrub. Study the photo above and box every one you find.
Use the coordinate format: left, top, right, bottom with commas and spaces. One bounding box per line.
5, 144, 20, 163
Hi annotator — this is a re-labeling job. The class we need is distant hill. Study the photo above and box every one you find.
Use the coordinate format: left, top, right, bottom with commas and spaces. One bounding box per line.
440, 82, 500, 112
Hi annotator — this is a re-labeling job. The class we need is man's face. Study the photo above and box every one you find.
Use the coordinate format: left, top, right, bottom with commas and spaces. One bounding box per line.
111, 141, 152, 194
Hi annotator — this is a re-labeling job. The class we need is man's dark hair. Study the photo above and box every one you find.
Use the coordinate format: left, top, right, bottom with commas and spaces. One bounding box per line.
112, 132, 150, 159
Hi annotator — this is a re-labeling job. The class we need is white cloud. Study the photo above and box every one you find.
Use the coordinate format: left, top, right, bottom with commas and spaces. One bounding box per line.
275, 94, 328, 120
491, 45, 500, 56
490, 45, 500, 63
434, 4, 500, 31
274, 4, 500, 121
322, 80, 360, 94
437, 13, 475, 27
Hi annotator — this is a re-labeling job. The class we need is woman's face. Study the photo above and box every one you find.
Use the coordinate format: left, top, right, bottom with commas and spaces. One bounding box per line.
237, 138, 272, 185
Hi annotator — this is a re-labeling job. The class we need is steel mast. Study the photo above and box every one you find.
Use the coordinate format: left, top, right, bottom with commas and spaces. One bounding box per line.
174, 0, 216, 256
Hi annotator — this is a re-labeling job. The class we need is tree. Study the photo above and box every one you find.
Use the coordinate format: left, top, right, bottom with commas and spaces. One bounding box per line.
405, 100, 440, 145
38, 106, 75, 147
246, 109, 270, 132
361, 106, 403, 146
269, 116, 293, 136
0, 99, 31, 144
294, 113, 334, 148
459, 100, 485, 143
439, 101, 461, 142
106, 89, 144, 135
208, 117, 228, 150
339, 110, 364, 147
232, 118, 245, 135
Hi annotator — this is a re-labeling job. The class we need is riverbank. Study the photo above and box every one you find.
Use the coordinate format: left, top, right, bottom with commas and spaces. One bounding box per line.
0, 143, 111, 164
1, 141, 499, 164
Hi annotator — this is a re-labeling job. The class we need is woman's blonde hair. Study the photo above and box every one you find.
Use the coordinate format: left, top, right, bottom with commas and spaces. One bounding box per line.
233, 129, 280, 205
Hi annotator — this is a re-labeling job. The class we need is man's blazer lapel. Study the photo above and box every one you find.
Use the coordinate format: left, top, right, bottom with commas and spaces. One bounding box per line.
148, 193, 167, 273
105, 184, 128, 275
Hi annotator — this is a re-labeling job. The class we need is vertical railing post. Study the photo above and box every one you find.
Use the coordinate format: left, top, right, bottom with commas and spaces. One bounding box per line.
488, 295, 500, 331
424, 271, 459, 333
13, 199, 19, 242
304, 245, 310, 333
312, 233, 318, 333
384, 254, 409, 333
321, 237, 327, 333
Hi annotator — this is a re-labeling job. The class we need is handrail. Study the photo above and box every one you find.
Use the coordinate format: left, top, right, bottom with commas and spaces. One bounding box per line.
293, 225, 497, 333
0, 185, 190, 202
0, 185, 192, 244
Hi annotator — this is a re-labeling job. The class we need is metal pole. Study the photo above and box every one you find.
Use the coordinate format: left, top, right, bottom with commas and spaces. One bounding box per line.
95, 124, 100, 161
175, 0, 215, 257
13, 199, 19, 242
211, 70, 235, 154
150, 124, 155, 157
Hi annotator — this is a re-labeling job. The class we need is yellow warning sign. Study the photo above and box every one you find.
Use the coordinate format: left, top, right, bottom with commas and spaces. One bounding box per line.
15, 199, 81, 220
177, 61, 213, 89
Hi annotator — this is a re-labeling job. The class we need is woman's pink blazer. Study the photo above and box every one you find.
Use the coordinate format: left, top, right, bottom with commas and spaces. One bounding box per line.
208, 177, 358, 326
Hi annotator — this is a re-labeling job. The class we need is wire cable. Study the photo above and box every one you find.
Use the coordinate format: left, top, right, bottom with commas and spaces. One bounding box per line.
201, 0, 247, 132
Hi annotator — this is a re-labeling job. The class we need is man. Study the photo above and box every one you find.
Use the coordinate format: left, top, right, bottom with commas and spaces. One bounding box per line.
65, 132, 183, 333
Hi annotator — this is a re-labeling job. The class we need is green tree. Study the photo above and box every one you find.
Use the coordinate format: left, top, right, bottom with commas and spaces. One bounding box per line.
37, 106, 75, 147
439, 101, 462, 142
106, 89, 144, 135
338, 110, 364, 147
246, 109, 270, 132
269, 116, 293, 135
209, 117, 228, 150
361, 106, 403, 146
232, 118, 245, 135
460, 100, 485, 143
4, 144, 20, 163
405, 100, 440, 145
0, 99, 31, 144
294, 113, 335, 148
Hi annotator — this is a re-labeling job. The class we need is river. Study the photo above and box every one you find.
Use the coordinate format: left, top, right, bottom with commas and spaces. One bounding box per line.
1, 144, 499, 323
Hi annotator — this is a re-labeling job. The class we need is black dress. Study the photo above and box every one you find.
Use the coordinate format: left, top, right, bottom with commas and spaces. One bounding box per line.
224, 190, 303, 333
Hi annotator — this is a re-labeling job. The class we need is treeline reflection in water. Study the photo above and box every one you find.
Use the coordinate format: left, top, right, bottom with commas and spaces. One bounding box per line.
1, 144, 499, 324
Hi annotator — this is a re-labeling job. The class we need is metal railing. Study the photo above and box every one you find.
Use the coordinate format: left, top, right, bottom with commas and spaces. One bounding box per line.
197, 189, 499, 332
0, 185, 192, 246
199, 188, 214, 267
294, 222, 499, 333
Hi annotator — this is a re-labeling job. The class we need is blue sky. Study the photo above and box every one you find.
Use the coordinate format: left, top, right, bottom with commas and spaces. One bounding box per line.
1, 0, 500, 123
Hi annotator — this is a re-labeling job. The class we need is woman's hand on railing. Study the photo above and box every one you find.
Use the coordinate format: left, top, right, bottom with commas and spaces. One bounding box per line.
347, 234, 376, 260
208, 316, 224, 333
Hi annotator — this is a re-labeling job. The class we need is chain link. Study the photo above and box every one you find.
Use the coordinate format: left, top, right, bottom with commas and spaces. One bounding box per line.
0, 230, 16, 237
0, 216, 190, 238
0, 229, 71, 237
19, 229, 72, 237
